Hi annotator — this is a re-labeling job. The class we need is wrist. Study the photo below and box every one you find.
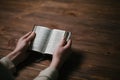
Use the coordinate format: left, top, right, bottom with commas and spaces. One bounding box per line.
6, 51, 21, 66
50, 58, 62, 70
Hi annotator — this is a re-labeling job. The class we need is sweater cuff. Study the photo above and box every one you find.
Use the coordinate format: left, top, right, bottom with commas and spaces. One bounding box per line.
0, 57, 16, 73
34, 67, 58, 80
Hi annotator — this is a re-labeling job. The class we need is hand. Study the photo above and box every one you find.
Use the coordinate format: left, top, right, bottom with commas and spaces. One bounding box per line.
50, 38, 72, 70
6, 32, 35, 66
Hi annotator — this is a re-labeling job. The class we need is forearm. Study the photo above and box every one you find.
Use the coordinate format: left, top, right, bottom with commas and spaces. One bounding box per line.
49, 58, 63, 70
6, 51, 22, 66
34, 56, 63, 80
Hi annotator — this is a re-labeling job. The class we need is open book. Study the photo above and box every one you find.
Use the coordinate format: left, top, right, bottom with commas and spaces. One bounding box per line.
30, 26, 71, 55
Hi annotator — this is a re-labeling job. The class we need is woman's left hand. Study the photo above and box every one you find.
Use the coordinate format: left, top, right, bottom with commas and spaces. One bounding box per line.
6, 32, 35, 66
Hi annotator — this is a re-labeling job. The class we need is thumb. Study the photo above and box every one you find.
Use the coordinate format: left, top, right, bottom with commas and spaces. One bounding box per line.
64, 39, 72, 49
59, 38, 67, 46
26, 31, 36, 41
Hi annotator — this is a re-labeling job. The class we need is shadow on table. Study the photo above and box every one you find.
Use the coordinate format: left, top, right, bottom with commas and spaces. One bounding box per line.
14, 48, 85, 80
15, 50, 52, 76
58, 48, 85, 80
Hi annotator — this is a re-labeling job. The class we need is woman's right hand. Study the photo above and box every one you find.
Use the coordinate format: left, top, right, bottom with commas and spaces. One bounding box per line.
50, 38, 72, 70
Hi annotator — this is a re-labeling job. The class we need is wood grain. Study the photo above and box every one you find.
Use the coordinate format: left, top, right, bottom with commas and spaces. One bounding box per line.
0, 0, 120, 80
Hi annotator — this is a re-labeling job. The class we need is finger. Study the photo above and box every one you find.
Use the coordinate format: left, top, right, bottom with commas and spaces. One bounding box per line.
64, 39, 72, 48
26, 31, 36, 41
59, 38, 67, 46
22, 32, 32, 39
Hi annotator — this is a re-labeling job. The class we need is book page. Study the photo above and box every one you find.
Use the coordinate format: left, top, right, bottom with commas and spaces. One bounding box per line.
31, 26, 51, 53
44, 29, 65, 54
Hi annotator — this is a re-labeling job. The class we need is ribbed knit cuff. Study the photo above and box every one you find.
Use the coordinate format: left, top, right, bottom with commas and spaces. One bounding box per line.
0, 57, 16, 73
34, 66, 58, 80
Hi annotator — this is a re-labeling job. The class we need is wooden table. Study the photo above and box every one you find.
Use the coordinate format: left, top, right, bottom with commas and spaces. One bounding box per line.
0, 0, 120, 80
